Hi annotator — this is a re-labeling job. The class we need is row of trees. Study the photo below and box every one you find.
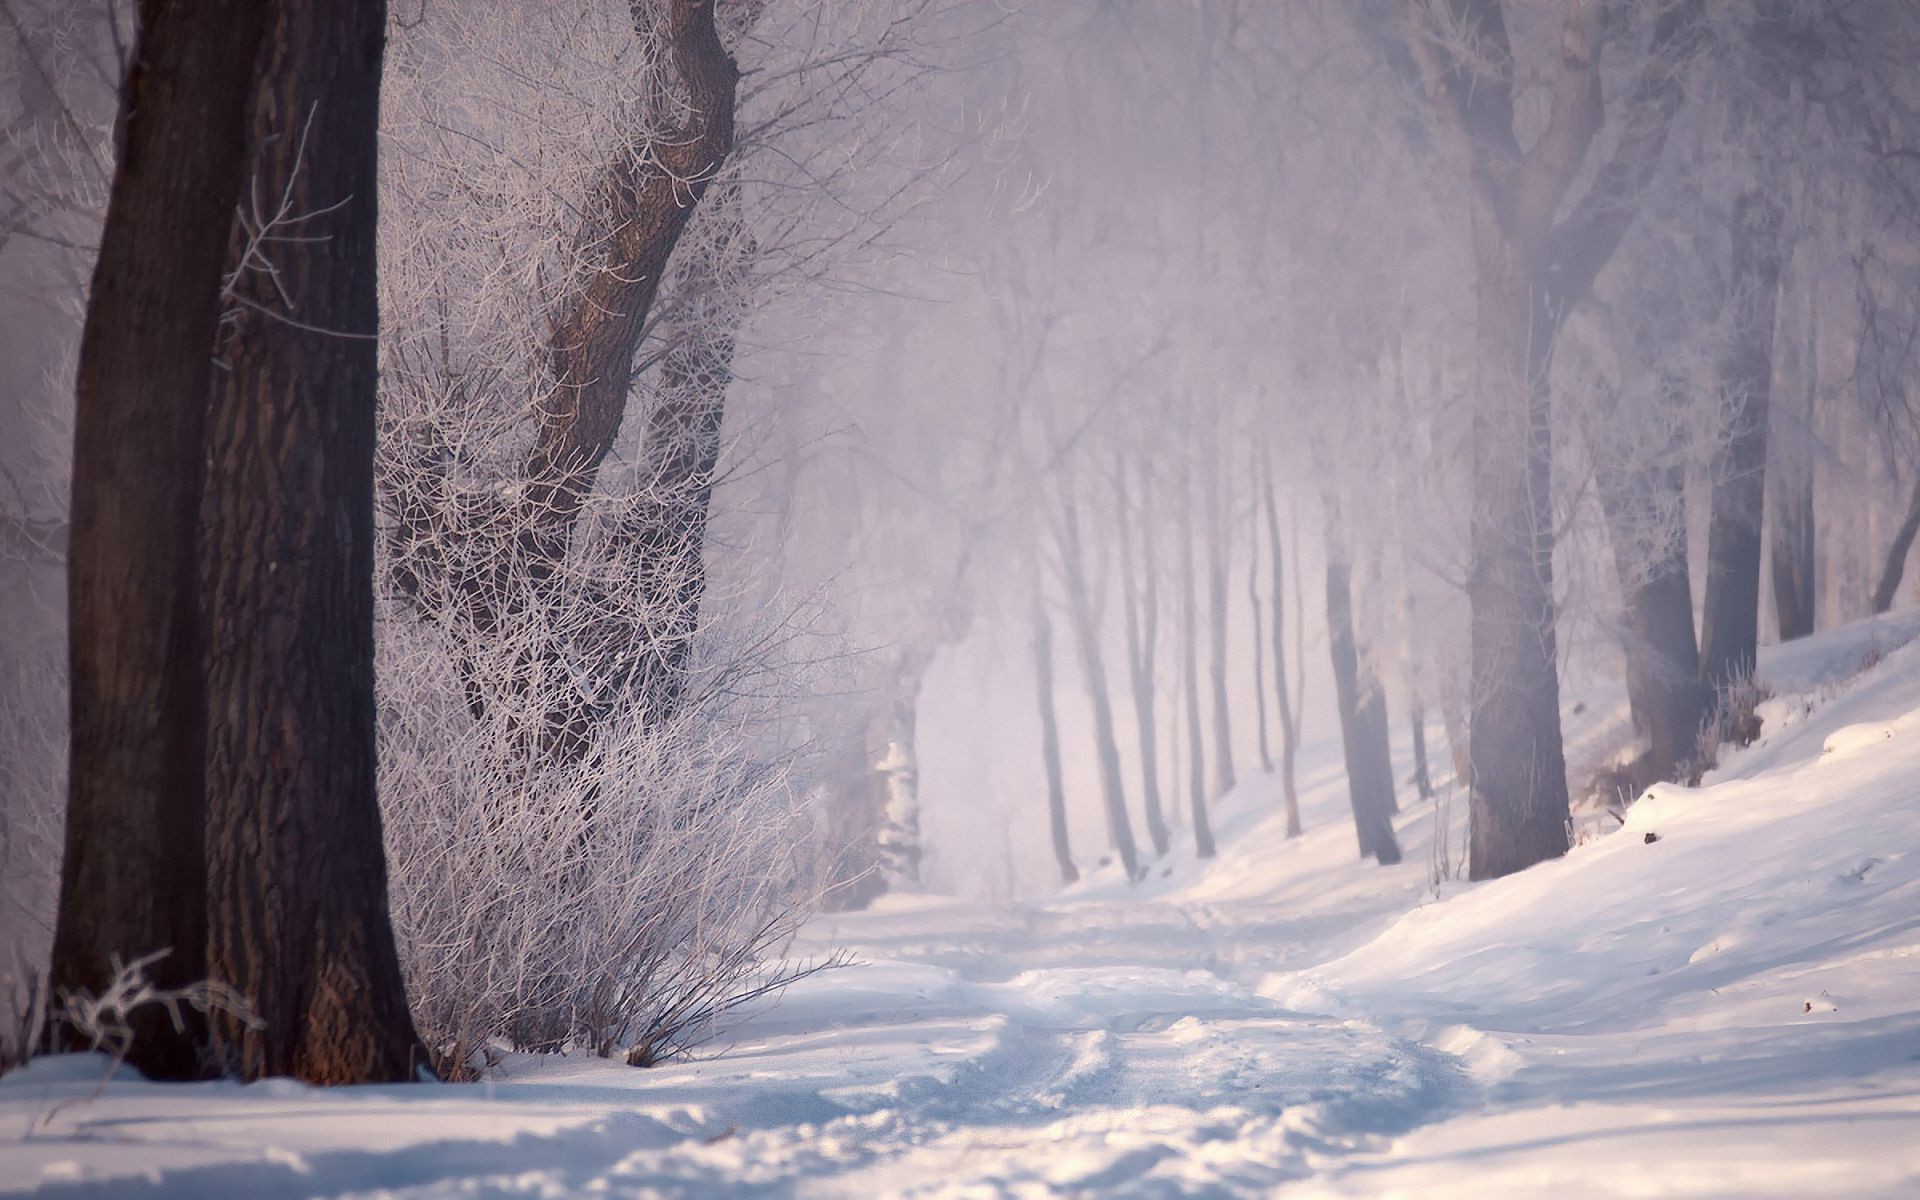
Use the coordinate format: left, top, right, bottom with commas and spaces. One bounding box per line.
832, 0, 1920, 896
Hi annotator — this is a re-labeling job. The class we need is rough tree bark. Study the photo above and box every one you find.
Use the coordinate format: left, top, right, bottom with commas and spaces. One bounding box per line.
200, 0, 425, 1084
1325, 515, 1401, 865
1701, 190, 1785, 690
52, 0, 271, 1082
1030, 594, 1079, 885
1404, 0, 1702, 879
1259, 448, 1303, 836
1114, 456, 1171, 856
1057, 493, 1142, 880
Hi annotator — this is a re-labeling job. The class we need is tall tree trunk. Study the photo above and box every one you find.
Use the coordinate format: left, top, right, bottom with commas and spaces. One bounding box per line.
1873, 477, 1920, 614
1701, 191, 1785, 690
53, 0, 272, 1081
1462, 237, 1570, 880
1114, 457, 1170, 856
1205, 462, 1236, 796
1178, 466, 1216, 859
1058, 494, 1141, 880
1594, 380, 1709, 784
199, 0, 424, 1084
1325, 517, 1400, 865
1260, 449, 1303, 836
1031, 596, 1078, 885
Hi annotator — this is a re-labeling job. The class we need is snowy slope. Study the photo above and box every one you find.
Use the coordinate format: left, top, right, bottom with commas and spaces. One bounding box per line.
4, 613, 1919, 1197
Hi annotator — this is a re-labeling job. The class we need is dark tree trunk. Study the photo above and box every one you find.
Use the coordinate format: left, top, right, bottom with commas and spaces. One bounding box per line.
199, 0, 424, 1084
1593, 381, 1709, 785
1701, 191, 1785, 691
52, 0, 271, 1082
1260, 449, 1303, 836
1058, 494, 1141, 880
1114, 457, 1170, 856
1031, 597, 1078, 885
1325, 520, 1400, 865
1204, 466, 1236, 796
1179, 468, 1216, 859
1873, 477, 1920, 614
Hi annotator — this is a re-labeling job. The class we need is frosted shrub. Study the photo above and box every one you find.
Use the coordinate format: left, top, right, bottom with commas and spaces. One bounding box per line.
379, 618, 832, 1075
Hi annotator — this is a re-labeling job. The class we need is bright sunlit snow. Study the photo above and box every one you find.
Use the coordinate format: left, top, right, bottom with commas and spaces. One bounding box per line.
6, 613, 1917, 1198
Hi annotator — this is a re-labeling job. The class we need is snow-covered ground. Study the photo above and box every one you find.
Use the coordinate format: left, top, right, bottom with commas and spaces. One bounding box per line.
6, 611, 1920, 1197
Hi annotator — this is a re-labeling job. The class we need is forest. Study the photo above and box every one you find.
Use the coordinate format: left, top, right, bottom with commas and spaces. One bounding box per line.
3, 1, 1920, 1195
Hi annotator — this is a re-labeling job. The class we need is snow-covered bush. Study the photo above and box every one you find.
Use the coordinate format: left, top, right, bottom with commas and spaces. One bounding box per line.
379, 673, 830, 1074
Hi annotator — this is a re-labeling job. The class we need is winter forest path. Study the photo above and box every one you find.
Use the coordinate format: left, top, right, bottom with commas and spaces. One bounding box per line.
8, 610, 1920, 1196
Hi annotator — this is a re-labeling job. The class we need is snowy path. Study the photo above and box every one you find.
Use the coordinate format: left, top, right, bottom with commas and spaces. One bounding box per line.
7, 612, 1920, 1197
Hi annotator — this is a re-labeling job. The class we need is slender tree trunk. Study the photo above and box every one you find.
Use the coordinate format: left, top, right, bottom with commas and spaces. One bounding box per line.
1768, 276, 1817, 642
1701, 191, 1785, 690
1205, 463, 1236, 796
1114, 457, 1170, 856
199, 0, 424, 1084
53, 0, 272, 1081
1178, 466, 1216, 858
1247, 499, 1273, 773
1031, 596, 1078, 885
1873, 477, 1920, 614
1408, 703, 1435, 802
872, 663, 924, 891
1260, 449, 1302, 836
1325, 517, 1400, 865
1058, 494, 1141, 880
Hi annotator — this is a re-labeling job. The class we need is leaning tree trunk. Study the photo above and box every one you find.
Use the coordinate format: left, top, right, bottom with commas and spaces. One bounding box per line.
1325, 516, 1400, 865
199, 0, 425, 1084
1031, 596, 1078, 885
1178, 467, 1217, 859
1058, 493, 1141, 880
1204, 463, 1236, 797
52, 0, 271, 1082
1260, 449, 1303, 836
1701, 191, 1785, 692
1114, 456, 1171, 856
1873, 477, 1920, 614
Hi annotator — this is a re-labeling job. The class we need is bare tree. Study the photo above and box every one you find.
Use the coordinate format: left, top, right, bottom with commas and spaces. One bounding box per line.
1402, 0, 1704, 878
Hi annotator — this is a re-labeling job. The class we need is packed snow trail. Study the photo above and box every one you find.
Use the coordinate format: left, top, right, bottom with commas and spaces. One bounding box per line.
5, 611, 1920, 1197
